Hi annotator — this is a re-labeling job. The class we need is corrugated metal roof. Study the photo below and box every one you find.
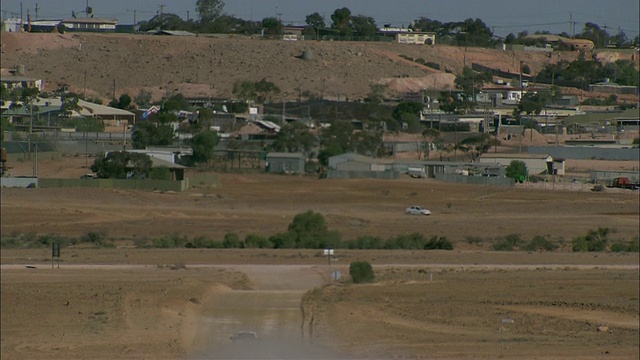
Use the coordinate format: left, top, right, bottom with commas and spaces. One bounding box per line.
267, 152, 305, 159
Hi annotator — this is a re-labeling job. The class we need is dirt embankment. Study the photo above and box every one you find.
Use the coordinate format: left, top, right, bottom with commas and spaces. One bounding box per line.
1, 31, 571, 103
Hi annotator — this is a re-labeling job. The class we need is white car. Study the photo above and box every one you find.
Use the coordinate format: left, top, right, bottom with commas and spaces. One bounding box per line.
405, 206, 431, 215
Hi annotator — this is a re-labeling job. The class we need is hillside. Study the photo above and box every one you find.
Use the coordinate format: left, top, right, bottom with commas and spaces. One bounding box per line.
1, 32, 572, 103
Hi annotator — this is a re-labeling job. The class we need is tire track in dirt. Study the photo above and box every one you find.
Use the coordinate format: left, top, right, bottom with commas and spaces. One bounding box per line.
185, 265, 349, 359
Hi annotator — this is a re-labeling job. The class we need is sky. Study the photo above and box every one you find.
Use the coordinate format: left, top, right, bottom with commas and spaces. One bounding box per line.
1, 0, 638, 38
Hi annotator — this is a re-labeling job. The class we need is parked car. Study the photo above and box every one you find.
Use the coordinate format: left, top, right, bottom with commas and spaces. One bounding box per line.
230, 331, 258, 343
405, 206, 431, 215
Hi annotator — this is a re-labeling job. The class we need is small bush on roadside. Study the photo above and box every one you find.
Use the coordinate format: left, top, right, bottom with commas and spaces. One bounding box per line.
186, 236, 221, 249
349, 261, 375, 284
425, 61, 440, 70
424, 236, 454, 250
465, 236, 485, 246
345, 235, 384, 250
152, 233, 187, 248
243, 234, 272, 249
492, 234, 522, 251
572, 227, 610, 252
610, 237, 639, 253
223, 232, 241, 248
524, 235, 558, 252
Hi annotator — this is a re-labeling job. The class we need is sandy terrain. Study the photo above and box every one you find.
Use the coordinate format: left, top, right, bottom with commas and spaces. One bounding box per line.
2, 156, 639, 359
0, 32, 574, 103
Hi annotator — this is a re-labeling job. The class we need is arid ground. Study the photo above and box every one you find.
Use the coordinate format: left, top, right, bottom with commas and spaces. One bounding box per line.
1, 156, 639, 359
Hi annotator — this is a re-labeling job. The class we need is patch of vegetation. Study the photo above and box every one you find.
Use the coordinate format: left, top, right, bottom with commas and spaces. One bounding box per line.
524, 235, 558, 252
572, 227, 610, 252
399, 54, 414, 61
349, 261, 375, 283
492, 234, 522, 251
0, 231, 114, 249
427, 62, 440, 70
608, 236, 638, 253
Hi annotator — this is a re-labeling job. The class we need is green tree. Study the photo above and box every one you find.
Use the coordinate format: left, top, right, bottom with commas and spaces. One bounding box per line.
364, 84, 385, 104
331, 7, 352, 36
232, 79, 280, 104
287, 211, 338, 248
317, 143, 343, 167
132, 122, 174, 149
505, 160, 527, 182
163, 93, 190, 111
349, 261, 375, 283
421, 128, 440, 159
135, 89, 153, 108
188, 130, 219, 164
455, 66, 492, 101
196, 0, 225, 23
458, 133, 499, 161
261, 17, 283, 35
305, 12, 325, 38
272, 122, 315, 154
109, 93, 133, 109
393, 101, 424, 132
60, 95, 82, 118
351, 15, 377, 37
91, 151, 152, 179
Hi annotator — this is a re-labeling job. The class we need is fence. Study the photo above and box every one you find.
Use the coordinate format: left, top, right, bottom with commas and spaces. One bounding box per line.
529, 146, 639, 161
1, 177, 38, 188
39, 178, 188, 191
327, 170, 400, 180
435, 174, 515, 187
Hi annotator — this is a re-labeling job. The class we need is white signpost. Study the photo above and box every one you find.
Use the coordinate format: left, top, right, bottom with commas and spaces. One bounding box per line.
323, 248, 334, 284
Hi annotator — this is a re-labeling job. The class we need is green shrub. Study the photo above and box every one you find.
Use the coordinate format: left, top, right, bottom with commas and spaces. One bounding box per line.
244, 234, 272, 248
349, 261, 375, 283
187, 236, 221, 248
415, 58, 426, 65
269, 232, 296, 249
424, 236, 454, 250
223, 232, 241, 248
466, 236, 485, 245
572, 227, 610, 252
152, 233, 187, 248
350, 235, 384, 249
425, 61, 440, 70
524, 235, 558, 252
384, 233, 427, 250
610, 237, 639, 253
492, 234, 522, 251
149, 166, 171, 180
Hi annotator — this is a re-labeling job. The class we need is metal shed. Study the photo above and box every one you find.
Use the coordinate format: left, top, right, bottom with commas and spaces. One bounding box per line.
479, 153, 555, 175
266, 152, 306, 174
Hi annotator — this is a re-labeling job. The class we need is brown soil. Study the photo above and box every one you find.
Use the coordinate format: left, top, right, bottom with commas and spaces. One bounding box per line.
0, 32, 574, 103
2, 159, 639, 359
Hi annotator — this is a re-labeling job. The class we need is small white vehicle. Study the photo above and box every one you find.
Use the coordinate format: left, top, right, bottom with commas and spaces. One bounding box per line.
230, 331, 258, 343
405, 206, 431, 215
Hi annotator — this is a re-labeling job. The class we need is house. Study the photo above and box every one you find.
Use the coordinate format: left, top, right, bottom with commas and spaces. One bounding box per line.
0, 65, 44, 92
62, 18, 118, 32
4, 97, 136, 127
478, 153, 562, 175
396, 32, 436, 45
266, 152, 306, 174
2, 18, 23, 32
589, 79, 639, 96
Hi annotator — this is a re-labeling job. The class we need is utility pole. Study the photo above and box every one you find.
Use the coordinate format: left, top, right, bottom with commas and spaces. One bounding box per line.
159, 4, 166, 21
83, 69, 87, 99
35, 3, 38, 20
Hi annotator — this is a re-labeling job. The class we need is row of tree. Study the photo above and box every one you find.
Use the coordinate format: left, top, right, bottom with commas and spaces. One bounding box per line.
136, 0, 639, 47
